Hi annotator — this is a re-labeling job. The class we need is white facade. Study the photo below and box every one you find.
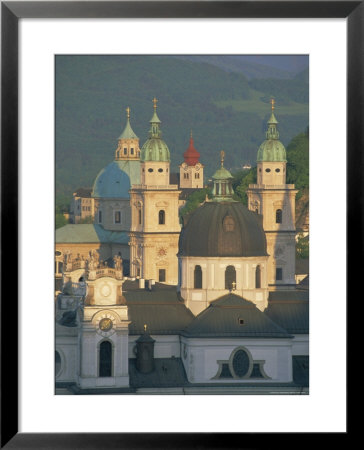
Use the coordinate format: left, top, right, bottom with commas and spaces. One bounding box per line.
179, 255, 269, 315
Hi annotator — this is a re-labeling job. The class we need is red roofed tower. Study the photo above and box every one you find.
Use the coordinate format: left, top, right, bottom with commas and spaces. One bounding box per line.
179, 131, 204, 188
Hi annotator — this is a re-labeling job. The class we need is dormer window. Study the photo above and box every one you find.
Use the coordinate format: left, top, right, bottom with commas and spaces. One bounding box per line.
223, 215, 235, 232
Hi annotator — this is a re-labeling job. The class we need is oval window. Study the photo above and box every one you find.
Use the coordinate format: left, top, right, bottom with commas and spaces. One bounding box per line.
158, 168, 163, 173
265, 168, 271, 173
232, 349, 250, 378
148, 168, 154, 173
275, 168, 280, 173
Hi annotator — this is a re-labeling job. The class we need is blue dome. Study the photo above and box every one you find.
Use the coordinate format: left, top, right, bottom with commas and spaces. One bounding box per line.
92, 160, 140, 198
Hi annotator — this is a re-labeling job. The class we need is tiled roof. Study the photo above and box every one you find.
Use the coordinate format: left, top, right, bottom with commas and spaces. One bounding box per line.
182, 294, 291, 338
56, 224, 129, 244
265, 291, 309, 334
124, 283, 194, 335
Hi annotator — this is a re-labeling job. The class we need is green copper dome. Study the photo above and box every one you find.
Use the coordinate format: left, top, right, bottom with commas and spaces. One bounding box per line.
118, 117, 138, 140
257, 111, 287, 162
211, 153, 236, 202
140, 102, 170, 162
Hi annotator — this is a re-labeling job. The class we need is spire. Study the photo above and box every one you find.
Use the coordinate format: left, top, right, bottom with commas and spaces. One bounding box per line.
118, 106, 138, 140
149, 97, 162, 138
183, 131, 200, 166
266, 98, 279, 140
211, 151, 235, 202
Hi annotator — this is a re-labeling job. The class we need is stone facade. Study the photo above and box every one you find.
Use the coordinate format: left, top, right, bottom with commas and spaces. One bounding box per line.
129, 185, 181, 284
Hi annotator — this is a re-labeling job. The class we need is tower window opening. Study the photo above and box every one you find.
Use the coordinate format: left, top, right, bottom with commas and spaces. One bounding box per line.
255, 265, 261, 289
265, 168, 271, 173
99, 341, 112, 377
195, 173, 200, 179
225, 265, 236, 290
130, 148, 134, 155
276, 209, 283, 224
158, 210, 165, 225
159, 269, 166, 282
115, 211, 121, 224
194, 265, 202, 289
123, 148, 127, 155
221, 183, 226, 195
276, 268, 283, 281
158, 168, 163, 173
275, 168, 280, 173
148, 168, 154, 173
138, 209, 142, 225
238, 319, 244, 325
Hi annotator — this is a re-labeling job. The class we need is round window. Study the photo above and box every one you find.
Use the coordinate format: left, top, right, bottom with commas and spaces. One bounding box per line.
265, 168, 271, 173
158, 168, 163, 173
148, 168, 154, 173
232, 349, 250, 377
275, 168, 280, 173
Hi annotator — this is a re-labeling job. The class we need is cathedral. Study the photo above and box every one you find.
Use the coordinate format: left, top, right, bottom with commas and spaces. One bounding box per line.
55, 99, 309, 394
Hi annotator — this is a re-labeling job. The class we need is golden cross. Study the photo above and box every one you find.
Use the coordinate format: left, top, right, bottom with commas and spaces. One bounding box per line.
126, 106, 130, 119
271, 98, 275, 111
220, 150, 225, 167
152, 97, 158, 109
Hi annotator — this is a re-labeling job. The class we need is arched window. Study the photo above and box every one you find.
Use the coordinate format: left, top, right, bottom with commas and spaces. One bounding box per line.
158, 210, 165, 225
276, 209, 282, 224
255, 265, 261, 289
194, 265, 202, 289
225, 265, 236, 290
99, 341, 112, 377
138, 209, 142, 225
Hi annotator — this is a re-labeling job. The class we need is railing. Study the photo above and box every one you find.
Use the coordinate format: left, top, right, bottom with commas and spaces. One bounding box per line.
88, 268, 123, 280
131, 184, 179, 190
248, 184, 295, 189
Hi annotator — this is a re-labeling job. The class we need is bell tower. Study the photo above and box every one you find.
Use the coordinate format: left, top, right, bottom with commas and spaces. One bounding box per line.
179, 131, 204, 188
129, 98, 181, 285
247, 100, 298, 288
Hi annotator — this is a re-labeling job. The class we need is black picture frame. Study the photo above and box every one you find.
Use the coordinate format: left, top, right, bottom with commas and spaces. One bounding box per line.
1, 1, 357, 448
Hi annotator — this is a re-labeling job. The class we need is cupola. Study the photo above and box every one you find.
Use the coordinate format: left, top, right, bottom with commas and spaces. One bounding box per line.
183, 131, 200, 166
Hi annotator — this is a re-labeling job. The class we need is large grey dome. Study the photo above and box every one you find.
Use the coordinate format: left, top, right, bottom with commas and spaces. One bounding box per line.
178, 202, 268, 258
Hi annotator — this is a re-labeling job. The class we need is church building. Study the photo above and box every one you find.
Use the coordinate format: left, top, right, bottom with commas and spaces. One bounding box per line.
55, 100, 309, 394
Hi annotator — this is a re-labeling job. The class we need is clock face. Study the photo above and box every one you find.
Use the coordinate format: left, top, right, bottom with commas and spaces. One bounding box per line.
99, 318, 113, 332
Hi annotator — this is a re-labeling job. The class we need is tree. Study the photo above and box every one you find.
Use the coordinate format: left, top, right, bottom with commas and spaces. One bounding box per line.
296, 233, 309, 259
55, 214, 68, 229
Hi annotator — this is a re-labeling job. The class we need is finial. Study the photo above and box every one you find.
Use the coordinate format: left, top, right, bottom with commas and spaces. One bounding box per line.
144, 324, 147, 332
270, 98, 275, 111
220, 150, 225, 167
152, 97, 158, 110
126, 106, 130, 119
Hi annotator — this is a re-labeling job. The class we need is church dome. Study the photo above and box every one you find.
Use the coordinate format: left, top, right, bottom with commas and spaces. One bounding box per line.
178, 201, 267, 258
141, 137, 170, 162
140, 99, 170, 162
257, 109, 287, 162
257, 139, 286, 162
92, 160, 140, 198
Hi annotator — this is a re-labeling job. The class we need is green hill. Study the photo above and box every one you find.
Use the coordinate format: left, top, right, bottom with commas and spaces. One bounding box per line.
56, 55, 308, 208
